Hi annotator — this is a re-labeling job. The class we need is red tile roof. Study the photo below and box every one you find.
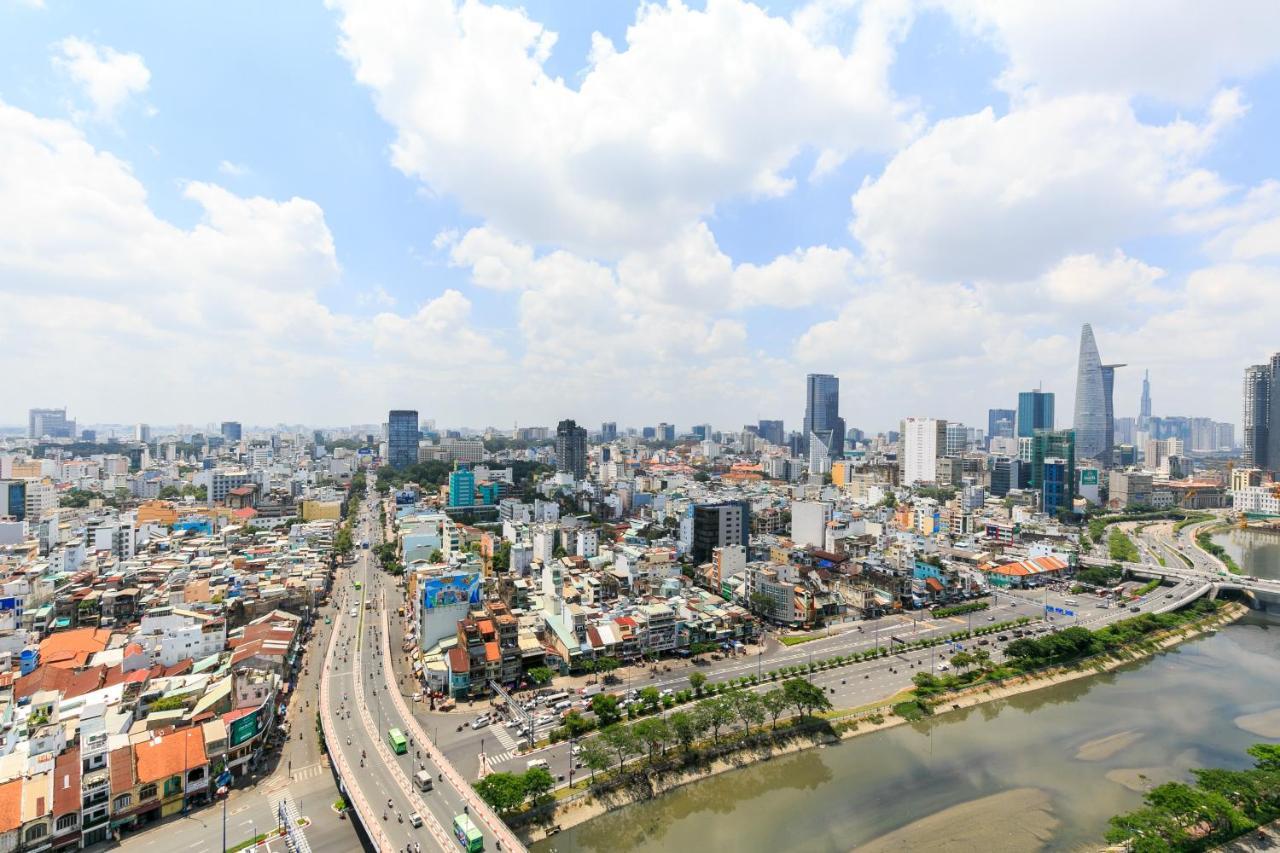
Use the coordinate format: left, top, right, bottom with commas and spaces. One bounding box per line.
109, 747, 135, 797
53, 747, 81, 816
135, 728, 207, 784
446, 647, 469, 673
0, 779, 20, 833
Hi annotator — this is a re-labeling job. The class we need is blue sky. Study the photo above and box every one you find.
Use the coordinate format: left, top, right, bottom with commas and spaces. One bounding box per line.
3, 0, 1280, 433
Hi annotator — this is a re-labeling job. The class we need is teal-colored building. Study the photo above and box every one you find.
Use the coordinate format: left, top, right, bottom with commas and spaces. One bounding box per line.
447, 464, 475, 508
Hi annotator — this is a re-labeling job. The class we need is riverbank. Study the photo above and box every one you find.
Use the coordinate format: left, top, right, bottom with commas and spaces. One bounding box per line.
520, 601, 1248, 845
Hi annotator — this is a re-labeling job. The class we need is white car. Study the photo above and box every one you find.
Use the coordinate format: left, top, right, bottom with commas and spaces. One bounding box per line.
937, 662, 950, 672
349, 608, 358, 617
471, 715, 490, 730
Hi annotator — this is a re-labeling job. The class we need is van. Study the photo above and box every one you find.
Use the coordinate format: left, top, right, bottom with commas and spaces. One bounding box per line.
1064, 599, 1079, 606
414, 770, 434, 792
580, 684, 603, 698
527, 758, 549, 771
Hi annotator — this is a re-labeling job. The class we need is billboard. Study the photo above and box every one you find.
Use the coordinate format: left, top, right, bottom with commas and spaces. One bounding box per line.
1079, 468, 1099, 485
422, 572, 481, 610
229, 708, 262, 747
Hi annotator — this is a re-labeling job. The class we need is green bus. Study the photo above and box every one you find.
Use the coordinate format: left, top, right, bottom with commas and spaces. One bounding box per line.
452, 814, 483, 852
386, 728, 407, 755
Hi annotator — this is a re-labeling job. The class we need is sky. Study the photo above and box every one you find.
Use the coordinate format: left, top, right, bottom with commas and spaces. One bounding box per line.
3, 0, 1280, 434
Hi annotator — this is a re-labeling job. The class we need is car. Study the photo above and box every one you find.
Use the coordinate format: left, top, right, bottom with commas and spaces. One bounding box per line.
408, 813, 423, 828
977, 638, 990, 646
1130, 605, 1141, 612
1165, 593, 1175, 599
571, 744, 582, 756
471, 715, 490, 730
987, 615, 996, 622
412, 692, 422, 702
506, 719, 523, 730
937, 662, 950, 671
349, 608, 358, 618
659, 689, 674, 698
997, 635, 1009, 642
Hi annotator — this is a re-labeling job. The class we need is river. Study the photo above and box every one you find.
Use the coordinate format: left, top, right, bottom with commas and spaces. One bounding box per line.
1216, 526, 1280, 580
535, 538, 1280, 853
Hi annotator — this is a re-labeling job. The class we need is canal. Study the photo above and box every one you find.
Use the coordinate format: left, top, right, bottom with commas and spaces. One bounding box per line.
536, 540, 1280, 852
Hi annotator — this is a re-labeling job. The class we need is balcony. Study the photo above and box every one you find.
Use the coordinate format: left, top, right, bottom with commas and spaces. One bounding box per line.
82, 810, 108, 830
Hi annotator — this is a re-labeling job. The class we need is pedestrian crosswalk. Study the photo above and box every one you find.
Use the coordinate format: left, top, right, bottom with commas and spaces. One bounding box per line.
265, 763, 325, 793
491, 724, 518, 752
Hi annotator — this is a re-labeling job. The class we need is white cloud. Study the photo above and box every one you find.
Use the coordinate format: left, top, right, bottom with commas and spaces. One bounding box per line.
942, 0, 1280, 105
329, 0, 920, 255
0, 97, 497, 422
218, 159, 250, 177
850, 92, 1243, 282
52, 37, 150, 121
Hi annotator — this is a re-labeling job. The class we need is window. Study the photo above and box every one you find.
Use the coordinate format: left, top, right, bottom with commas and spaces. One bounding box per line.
113, 793, 131, 812
164, 776, 182, 796
139, 784, 157, 800
25, 824, 47, 842
56, 814, 78, 831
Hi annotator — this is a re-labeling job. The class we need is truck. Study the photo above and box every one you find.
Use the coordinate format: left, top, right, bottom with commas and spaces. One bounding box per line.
414, 770, 434, 792
579, 684, 603, 699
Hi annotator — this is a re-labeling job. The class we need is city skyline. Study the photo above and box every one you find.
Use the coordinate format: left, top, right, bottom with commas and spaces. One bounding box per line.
3, 4, 1280, 428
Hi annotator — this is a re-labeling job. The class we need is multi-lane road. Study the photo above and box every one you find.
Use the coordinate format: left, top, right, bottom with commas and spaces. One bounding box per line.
320, 496, 525, 853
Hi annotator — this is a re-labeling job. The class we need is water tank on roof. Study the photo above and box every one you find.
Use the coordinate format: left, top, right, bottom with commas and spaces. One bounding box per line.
19, 647, 38, 676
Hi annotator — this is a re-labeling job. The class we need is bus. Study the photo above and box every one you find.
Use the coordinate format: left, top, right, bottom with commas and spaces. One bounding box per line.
453, 814, 483, 852
386, 728, 408, 755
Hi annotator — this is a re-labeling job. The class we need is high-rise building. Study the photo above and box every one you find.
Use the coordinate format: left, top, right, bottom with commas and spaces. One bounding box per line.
135, 423, 151, 443
1073, 324, 1119, 461
682, 501, 750, 564
1101, 362, 1125, 456
1016, 391, 1054, 438
1113, 416, 1136, 447
28, 408, 75, 439
658, 422, 676, 442
1243, 362, 1271, 468
1030, 429, 1076, 499
600, 422, 617, 442
802, 374, 844, 461
757, 420, 785, 447
221, 421, 242, 442
692, 424, 711, 441
944, 423, 968, 455
447, 463, 476, 508
642, 426, 656, 440
899, 417, 947, 485
989, 457, 1020, 497
987, 409, 1015, 443
387, 409, 420, 469
555, 419, 588, 479
1269, 354, 1280, 471
1138, 370, 1152, 432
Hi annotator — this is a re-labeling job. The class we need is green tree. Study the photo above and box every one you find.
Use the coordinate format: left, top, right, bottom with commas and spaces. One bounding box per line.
521, 766, 554, 805
473, 772, 526, 814
562, 711, 595, 738
428, 549, 444, 563
591, 694, 622, 726
632, 717, 670, 763
526, 667, 554, 686
782, 678, 831, 718
638, 686, 661, 711
688, 671, 708, 696
748, 592, 774, 619
668, 711, 698, 753
695, 696, 735, 745
577, 738, 611, 784
949, 651, 975, 675
761, 688, 789, 730
729, 691, 765, 736
600, 725, 638, 773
